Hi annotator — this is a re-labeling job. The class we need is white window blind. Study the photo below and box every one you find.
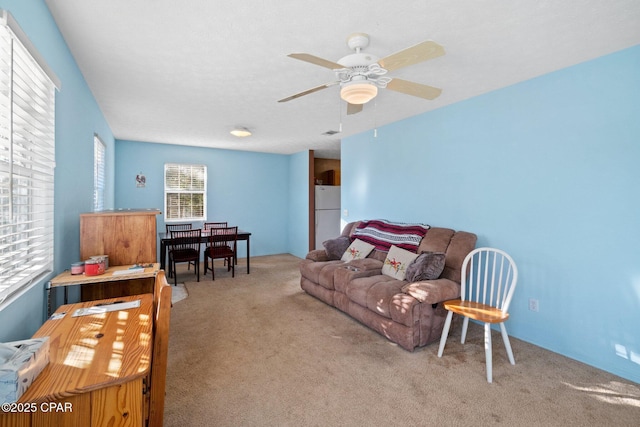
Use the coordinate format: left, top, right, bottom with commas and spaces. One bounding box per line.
0, 11, 57, 305
164, 163, 206, 221
93, 134, 105, 211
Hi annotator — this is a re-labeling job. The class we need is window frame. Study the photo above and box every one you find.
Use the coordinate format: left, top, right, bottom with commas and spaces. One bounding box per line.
163, 163, 207, 223
0, 10, 59, 307
93, 134, 106, 211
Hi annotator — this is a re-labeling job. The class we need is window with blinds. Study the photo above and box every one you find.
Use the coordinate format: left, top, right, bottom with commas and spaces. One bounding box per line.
93, 134, 105, 211
0, 10, 58, 305
164, 163, 207, 221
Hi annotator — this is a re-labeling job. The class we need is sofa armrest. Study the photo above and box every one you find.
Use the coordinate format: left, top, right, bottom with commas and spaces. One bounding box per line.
401, 278, 461, 305
305, 249, 329, 262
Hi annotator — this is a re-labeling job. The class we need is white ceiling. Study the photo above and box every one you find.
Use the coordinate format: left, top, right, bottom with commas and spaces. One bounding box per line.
44, 0, 640, 159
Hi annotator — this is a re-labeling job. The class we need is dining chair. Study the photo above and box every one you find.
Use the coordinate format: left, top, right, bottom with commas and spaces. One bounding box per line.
204, 222, 229, 266
203, 226, 237, 280
168, 228, 201, 286
204, 221, 228, 231
437, 247, 518, 383
166, 223, 193, 277
165, 223, 192, 233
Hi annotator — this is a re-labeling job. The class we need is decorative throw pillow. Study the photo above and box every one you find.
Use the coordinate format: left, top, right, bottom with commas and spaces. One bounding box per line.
381, 245, 419, 281
323, 236, 352, 260
341, 238, 375, 261
404, 251, 446, 282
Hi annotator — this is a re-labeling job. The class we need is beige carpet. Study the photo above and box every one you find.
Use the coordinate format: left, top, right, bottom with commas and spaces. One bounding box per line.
164, 254, 640, 426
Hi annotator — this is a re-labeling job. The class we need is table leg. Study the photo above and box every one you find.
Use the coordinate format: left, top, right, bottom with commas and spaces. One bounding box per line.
246, 236, 250, 274
46, 281, 52, 317
160, 240, 167, 271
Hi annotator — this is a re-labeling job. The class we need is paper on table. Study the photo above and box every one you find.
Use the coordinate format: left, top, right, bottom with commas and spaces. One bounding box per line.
72, 299, 141, 317
111, 267, 144, 276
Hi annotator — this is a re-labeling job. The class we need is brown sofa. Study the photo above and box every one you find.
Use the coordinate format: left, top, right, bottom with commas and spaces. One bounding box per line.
300, 221, 477, 351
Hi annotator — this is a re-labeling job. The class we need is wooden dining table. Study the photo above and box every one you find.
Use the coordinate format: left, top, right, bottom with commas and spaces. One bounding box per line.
0, 294, 154, 427
158, 229, 252, 274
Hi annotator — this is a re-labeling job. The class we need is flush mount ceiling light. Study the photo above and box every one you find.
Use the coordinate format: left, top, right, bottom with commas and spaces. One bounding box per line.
230, 127, 252, 137
340, 80, 378, 105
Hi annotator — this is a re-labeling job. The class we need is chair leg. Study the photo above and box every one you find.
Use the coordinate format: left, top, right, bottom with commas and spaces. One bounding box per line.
196, 259, 200, 282
461, 317, 470, 343
172, 261, 177, 287
231, 256, 235, 278
437, 311, 454, 357
500, 323, 516, 365
484, 322, 493, 383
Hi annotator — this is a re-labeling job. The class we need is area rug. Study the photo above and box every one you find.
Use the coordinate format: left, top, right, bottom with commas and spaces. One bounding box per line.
171, 283, 188, 304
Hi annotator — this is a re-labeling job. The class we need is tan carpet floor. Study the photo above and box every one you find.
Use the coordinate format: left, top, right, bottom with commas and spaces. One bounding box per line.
164, 254, 640, 426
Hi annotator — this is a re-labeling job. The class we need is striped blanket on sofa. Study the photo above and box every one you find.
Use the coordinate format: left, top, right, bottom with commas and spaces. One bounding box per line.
353, 219, 430, 253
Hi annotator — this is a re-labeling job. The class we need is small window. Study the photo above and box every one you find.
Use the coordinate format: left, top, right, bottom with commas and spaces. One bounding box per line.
164, 163, 206, 222
93, 134, 105, 211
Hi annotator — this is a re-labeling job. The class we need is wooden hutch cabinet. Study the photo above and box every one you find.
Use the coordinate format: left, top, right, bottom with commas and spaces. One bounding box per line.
80, 209, 160, 265
79, 209, 160, 300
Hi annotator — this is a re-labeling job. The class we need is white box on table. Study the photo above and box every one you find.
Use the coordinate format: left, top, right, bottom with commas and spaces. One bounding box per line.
0, 337, 50, 404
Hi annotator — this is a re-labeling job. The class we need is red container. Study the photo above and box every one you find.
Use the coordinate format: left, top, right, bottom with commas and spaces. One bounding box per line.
85, 259, 105, 276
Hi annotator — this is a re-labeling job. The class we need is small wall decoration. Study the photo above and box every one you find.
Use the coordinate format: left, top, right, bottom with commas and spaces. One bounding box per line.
136, 173, 146, 188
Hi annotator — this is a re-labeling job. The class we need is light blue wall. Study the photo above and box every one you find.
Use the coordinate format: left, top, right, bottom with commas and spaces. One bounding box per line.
0, 0, 115, 340
114, 140, 291, 258
288, 151, 311, 258
2, 0, 637, 386
342, 45, 640, 383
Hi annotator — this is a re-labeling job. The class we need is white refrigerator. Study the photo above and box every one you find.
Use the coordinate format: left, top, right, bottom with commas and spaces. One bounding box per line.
315, 185, 341, 250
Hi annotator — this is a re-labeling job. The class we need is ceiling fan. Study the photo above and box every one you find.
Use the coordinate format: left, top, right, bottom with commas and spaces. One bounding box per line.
278, 33, 445, 115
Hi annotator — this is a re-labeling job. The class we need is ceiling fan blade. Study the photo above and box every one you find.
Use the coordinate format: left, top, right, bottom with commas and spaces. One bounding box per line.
346, 103, 363, 115
288, 53, 344, 70
386, 78, 442, 100
378, 41, 445, 72
278, 81, 338, 103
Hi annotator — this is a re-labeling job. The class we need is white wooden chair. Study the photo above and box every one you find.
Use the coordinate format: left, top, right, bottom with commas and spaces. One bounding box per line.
437, 247, 518, 383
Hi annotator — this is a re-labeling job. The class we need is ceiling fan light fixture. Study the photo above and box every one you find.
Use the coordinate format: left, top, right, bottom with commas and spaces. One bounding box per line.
230, 127, 252, 137
340, 81, 377, 105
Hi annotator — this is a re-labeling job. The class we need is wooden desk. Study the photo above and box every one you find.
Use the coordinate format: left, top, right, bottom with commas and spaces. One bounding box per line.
0, 294, 154, 427
47, 264, 160, 315
159, 229, 252, 274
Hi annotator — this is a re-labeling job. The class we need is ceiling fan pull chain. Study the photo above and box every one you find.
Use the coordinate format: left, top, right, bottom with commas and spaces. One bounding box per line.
373, 99, 378, 138
338, 96, 343, 132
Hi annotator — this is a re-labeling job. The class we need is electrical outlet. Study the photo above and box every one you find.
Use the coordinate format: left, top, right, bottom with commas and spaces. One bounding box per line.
343, 209, 349, 217
528, 298, 539, 312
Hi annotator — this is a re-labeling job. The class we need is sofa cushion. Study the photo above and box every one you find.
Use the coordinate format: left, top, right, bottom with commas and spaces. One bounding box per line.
305, 249, 329, 262
341, 238, 375, 261
300, 259, 343, 283
345, 275, 404, 318
345, 275, 418, 327
381, 245, 419, 281
353, 219, 430, 252
405, 251, 446, 282
401, 278, 461, 304
323, 236, 351, 260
